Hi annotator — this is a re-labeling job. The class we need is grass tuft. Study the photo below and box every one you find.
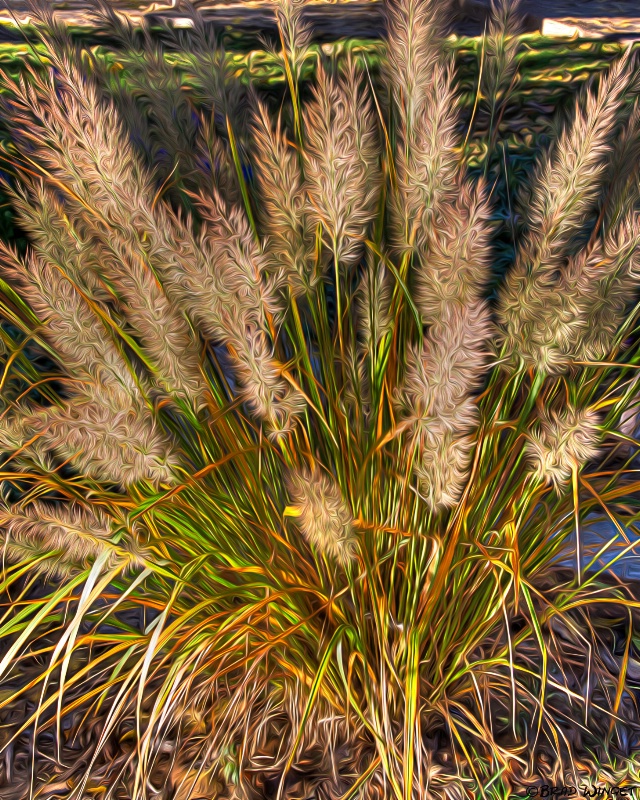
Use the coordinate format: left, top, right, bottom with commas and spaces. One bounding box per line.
0, 1, 640, 797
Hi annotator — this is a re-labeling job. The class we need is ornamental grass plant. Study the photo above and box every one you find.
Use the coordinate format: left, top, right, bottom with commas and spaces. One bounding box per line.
1, 1, 640, 797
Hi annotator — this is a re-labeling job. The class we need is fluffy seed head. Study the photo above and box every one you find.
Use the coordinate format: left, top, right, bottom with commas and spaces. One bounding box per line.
5, 35, 303, 431
399, 301, 492, 510
565, 217, 640, 364
186, 191, 306, 434
286, 468, 357, 564
385, 0, 445, 137
0, 502, 143, 578
415, 430, 474, 511
392, 60, 461, 255
357, 257, 393, 351
499, 212, 640, 373
400, 301, 492, 435
230, 329, 306, 439
303, 60, 380, 268
0, 244, 138, 400
413, 182, 493, 324
498, 55, 637, 370
527, 406, 601, 490
4, 53, 208, 405
603, 100, 640, 232
526, 55, 635, 260
252, 99, 313, 296
0, 396, 178, 489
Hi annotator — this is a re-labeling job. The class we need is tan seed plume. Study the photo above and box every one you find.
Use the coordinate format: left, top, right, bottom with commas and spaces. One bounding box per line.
4, 54, 208, 404
286, 468, 357, 564
399, 302, 492, 510
498, 54, 637, 370
303, 60, 380, 269
0, 398, 178, 489
5, 46, 304, 431
527, 406, 601, 490
0, 502, 143, 578
252, 98, 314, 297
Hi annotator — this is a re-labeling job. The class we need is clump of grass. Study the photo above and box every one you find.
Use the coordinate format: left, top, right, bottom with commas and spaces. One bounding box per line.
1, 1, 640, 797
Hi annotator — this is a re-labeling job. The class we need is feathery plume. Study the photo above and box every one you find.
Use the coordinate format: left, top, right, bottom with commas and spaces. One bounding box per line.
286, 468, 357, 564
0, 407, 55, 474
413, 182, 493, 324
0, 502, 143, 578
565, 216, 640, 364
385, 0, 460, 255
500, 212, 640, 372
401, 302, 491, 436
357, 257, 393, 352
352, 257, 394, 418
274, 0, 312, 84
252, 99, 313, 296
527, 406, 601, 490
50, 51, 301, 432
342, 337, 368, 427
227, 328, 306, 436
0, 230, 179, 487
526, 55, 634, 253
387, 0, 493, 513
195, 190, 278, 319
4, 55, 208, 405
602, 100, 640, 233
415, 431, 475, 511
384, 0, 445, 138
303, 60, 380, 269
482, 0, 523, 139
39, 400, 178, 487
11, 180, 112, 301
0, 243, 138, 401
0, 397, 178, 488
169, 189, 305, 435
399, 302, 492, 509
9, 31, 306, 431
392, 61, 461, 255
191, 191, 305, 435
498, 55, 637, 369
